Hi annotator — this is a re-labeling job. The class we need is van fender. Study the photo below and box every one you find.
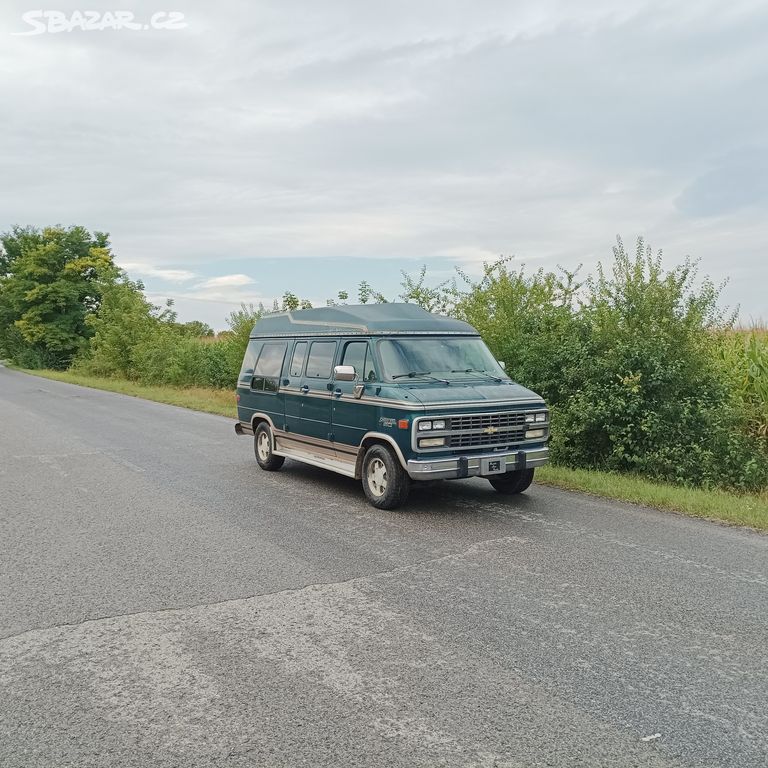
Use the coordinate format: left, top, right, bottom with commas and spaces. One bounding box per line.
250, 413, 278, 449
356, 432, 409, 477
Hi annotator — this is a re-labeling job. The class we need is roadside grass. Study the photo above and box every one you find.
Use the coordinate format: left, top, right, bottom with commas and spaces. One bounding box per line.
537, 465, 768, 531
18, 367, 768, 531
20, 367, 237, 418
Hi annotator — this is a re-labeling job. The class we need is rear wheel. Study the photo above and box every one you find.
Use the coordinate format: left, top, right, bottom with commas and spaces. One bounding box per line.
488, 468, 535, 495
254, 423, 285, 471
362, 445, 411, 509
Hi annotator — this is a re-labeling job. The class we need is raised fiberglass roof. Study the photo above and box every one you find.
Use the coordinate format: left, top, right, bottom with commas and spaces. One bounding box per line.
250, 303, 477, 337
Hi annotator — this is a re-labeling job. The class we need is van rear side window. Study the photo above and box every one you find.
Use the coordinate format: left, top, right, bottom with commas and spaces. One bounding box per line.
306, 341, 336, 379
290, 341, 308, 377
252, 342, 287, 392
238, 340, 262, 384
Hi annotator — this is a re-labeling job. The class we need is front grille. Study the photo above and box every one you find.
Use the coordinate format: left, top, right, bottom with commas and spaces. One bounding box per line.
449, 412, 527, 431
414, 409, 547, 452
446, 412, 528, 449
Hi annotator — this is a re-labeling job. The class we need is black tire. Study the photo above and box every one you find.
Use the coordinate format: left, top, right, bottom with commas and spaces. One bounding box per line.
361, 445, 411, 509
488, 468, 535, 495
254, 423, 285, 471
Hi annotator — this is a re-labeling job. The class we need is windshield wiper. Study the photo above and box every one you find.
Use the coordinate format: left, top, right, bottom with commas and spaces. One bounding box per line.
392, 371, 450, 385
450, 368, 504, 383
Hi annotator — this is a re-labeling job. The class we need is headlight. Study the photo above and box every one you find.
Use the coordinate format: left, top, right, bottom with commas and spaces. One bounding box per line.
419, 437, 446, 448
535, 412, 547, 423
432, 419, 446, 430
525, 428, 546, 439
525, 413, 536, 423
418, 421, 432, 431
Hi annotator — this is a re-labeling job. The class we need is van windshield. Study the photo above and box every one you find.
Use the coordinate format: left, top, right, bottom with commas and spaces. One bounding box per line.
378, 337, 507, 382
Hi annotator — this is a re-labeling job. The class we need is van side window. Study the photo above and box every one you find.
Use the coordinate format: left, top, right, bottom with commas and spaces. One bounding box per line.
238, 340, 262, 385
305, 341, 337, 379
342, 341, 377, 381
289, 341, 308, 377
252, 342, 287, 392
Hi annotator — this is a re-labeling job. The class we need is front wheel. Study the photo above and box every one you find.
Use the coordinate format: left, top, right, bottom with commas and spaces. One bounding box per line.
362, 445, 411, 509
488, 468, 535, 495
254, 423, 285, 471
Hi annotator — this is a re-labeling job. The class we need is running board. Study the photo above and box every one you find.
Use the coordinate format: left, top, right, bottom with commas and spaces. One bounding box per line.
273, 445, 357, 478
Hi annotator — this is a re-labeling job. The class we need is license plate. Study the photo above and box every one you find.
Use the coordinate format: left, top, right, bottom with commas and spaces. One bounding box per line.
481, 458, 505, 475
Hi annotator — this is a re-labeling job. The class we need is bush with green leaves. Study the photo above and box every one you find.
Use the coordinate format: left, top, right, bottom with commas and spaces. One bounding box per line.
454, 258, 587, 407
453, 238, 767, 491
75, 276, 162, 378
75, 291, 264, 389
557, 241, 765, 489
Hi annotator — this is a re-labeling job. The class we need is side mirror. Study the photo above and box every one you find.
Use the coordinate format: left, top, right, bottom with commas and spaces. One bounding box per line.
497, 360, 506, 369
334, 364, 356, 381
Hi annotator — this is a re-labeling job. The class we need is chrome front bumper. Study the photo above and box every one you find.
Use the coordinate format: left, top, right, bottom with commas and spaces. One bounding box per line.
406, 446, 549, 481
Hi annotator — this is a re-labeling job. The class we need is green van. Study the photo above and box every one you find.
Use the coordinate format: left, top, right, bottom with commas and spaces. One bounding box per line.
235, 304, 549, 509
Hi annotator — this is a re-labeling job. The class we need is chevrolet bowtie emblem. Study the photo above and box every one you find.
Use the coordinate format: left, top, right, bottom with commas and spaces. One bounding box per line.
483, 426, 498, 435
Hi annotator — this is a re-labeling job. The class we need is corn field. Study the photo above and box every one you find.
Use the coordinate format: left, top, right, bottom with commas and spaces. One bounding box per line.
720, 325, 768, 442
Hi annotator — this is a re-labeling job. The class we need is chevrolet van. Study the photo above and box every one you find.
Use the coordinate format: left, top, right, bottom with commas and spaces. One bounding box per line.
235, 304, 549, 509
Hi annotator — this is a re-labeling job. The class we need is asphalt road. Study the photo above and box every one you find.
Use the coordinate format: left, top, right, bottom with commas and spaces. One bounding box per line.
1, 365, 767, 768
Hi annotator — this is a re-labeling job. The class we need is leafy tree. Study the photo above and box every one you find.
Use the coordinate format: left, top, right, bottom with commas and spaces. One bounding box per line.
358, 280, 387, 304
178, 320, 214, 337
454, 257, 586, 406
281, 291, 300, 311
76, 276, 174, 379
281, 292, 313, 311
225, 302, 264, 340
399, 265, 458, 314
0, 225, 115, 368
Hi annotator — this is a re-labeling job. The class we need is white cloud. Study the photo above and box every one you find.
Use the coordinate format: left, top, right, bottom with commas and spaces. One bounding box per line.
194, 274, 256, 290
1, 0, 767, 325
149, 274, 264, 308
118, 262, 198, 282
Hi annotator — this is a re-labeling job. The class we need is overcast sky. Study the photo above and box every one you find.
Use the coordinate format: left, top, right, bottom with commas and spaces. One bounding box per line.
2, 0, 766, 329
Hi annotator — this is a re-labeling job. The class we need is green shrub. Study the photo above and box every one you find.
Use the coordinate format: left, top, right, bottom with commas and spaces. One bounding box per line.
75, 293, 261, 390
130, 328, 191, 385
75, 278, 159, 379
196, 341, 235, 389
455, 258, 588, 406
454, 238, 768, 491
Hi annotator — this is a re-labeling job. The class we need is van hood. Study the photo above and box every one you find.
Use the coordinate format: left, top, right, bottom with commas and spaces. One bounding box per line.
401, 381, 544, 408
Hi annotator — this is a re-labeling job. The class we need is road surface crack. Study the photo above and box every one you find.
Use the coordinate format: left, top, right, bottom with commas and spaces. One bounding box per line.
0, 534, 526, 643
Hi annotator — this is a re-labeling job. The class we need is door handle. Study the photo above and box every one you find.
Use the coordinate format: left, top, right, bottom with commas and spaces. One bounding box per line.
300, 384, 310, 394
333, 388, 342, 398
